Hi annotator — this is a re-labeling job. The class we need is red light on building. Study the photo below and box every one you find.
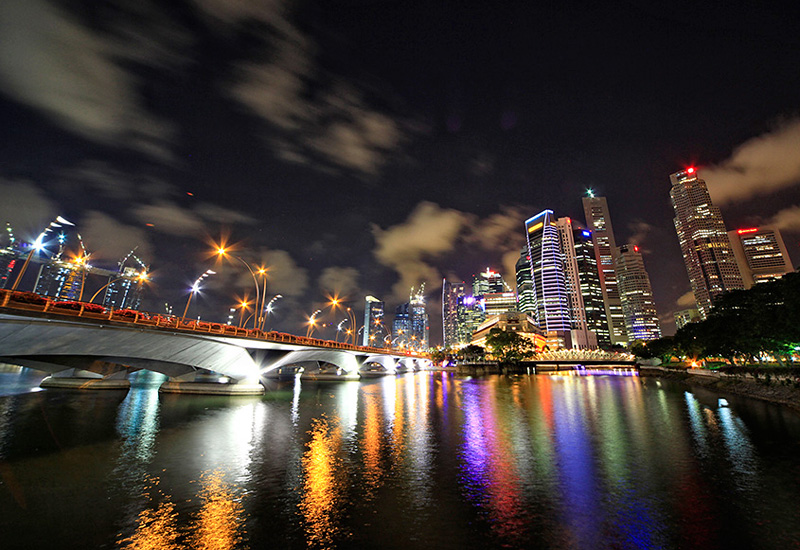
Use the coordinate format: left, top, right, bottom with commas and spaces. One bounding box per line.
633, 245, 639, 252
737, 228, 759, 234
687, 167, 695, 174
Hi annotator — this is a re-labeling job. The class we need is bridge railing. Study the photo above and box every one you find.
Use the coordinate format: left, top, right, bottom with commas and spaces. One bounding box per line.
0, 289, 427, 358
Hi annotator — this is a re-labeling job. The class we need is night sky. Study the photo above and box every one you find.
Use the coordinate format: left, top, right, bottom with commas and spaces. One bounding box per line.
1, 0, 799, 344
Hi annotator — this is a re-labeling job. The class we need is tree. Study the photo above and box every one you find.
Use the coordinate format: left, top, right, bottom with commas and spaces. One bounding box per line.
458, 344, 486, 363
485, 328, 534, 365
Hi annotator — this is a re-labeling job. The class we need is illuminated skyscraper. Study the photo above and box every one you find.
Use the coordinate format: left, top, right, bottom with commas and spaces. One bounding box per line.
0, 249, 16, 289
103, 266, 145, 310
472, 268, 506, 296
362, 295, 385, 346
727, 226, 793, 288
582, 194, 627, 345
525, 210, 571, 339
442, 280, 466, 349
392, 302, 410, 348
670, 168, 744, 318
456, 294, 485, 345
409, 285, 429, 350
554, 217, 595, 348
615, 244, 661, 342
515, 246, 534, 315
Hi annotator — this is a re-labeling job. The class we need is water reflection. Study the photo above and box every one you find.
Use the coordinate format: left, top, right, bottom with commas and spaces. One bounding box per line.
299, 416, 346, 548
119, 471, 247, 550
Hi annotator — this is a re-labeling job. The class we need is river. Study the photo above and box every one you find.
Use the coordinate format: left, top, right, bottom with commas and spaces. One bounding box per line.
1, 366, 799, 549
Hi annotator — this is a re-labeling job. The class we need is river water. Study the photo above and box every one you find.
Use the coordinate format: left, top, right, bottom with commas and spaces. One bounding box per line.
1, 366, 800, 549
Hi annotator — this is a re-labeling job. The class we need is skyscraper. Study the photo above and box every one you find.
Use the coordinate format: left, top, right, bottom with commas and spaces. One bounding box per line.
362, 295, 385, 346
727, 226, 794, 288
615, 244, 661, 342
472, 268, 506, 296
525, 210, 571, 348
582, 194, 627, 345
392, 302, 410, 349
409, 285, 429, 350
442, 280, 466, 349
573, 226, 609, 347
670, 168, 744, 318
456, 294, 485, 346
515, 246, 534, 315
555, 217, 597, 349
103, 266, 145, 310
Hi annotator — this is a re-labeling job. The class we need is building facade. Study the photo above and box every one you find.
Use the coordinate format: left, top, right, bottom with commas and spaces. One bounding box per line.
392, 302, 410, 349
442, 280, 466, 349
525, 210, 571, 348
408, 285, 429, 350
727, 226, 794, 288
515, 246, 535, 315
555, 217, 598, 349
362, 295, 386, 347
670, 168, 744, 318
456, 294, 486, 346
615, 244, 661, 342
582, 194, 627, 345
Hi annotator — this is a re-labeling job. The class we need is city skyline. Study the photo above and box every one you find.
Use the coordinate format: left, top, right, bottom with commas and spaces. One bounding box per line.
1, 1, 799, 343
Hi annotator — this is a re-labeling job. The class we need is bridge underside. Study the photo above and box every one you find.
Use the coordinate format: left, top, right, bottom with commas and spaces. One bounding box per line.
0, 314, 424, 393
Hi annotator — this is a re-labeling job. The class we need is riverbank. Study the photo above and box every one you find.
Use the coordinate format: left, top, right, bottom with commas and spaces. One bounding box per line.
639, 365, 800, 411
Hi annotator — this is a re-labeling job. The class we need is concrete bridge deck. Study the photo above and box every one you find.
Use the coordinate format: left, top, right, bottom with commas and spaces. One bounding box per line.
0, 290, 430, 394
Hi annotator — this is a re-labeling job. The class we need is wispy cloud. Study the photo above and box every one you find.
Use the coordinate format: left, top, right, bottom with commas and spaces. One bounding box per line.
372, 202, 468, 302
768, 205, 800, 232
318, 266, 360, 298
701, 118, 800, 204
0, 0, 176, 161
220, 1, 406, 177
80, 211, 154, 263
0, 179, 57, 236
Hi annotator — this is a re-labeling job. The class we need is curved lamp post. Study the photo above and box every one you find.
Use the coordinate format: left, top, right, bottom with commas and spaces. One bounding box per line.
216, 247, 265, 330
89, 271, 149, 304
181, 269, 215, 322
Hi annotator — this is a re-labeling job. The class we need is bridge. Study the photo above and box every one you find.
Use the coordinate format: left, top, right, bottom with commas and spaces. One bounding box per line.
531, 348, 637, 368
0, 290, 430, 395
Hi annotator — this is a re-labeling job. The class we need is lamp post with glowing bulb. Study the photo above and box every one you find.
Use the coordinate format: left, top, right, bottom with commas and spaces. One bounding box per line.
306, 309, 322, 338
11, 216, 75, 291
181, 269, 215, 322
216, 247, 264, 329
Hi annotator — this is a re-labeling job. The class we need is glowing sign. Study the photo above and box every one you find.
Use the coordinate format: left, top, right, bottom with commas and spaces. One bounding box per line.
582, 230, 591, 238
527, 222, 543, 233
737, 228, 759, 234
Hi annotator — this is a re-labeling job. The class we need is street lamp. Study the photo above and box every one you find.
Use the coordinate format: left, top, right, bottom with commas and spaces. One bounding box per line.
181, 269, 215, 322
327, 295, 359, 345
236, 298, 251, 328
306, 309, 322, 338
11, 216, 74, 291
261, 294, 282, 331
216, 246, 264, 330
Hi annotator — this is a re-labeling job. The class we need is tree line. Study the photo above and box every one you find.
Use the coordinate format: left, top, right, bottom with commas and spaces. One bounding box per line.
632, 272, 800, 366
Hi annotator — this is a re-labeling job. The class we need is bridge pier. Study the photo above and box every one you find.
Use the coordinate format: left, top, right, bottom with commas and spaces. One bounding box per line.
158, 370, 265, 395
40, 368, 131, 390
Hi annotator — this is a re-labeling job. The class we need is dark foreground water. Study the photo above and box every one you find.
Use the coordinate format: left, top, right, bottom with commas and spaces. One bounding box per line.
1, 367, 800, 550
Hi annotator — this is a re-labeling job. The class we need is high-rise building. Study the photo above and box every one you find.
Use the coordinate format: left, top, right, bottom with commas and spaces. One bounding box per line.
456, 294, 485, 345
0, 248, 17, 290
483, 291, 517, 317
615, 244, 661, 342
34, 259, 83, 300
573, 226, 609, 347
525, 210, 571, 345
555, 217, 598, 349
103, 266, 145, 310
727, 226, 793, 288
392, 302, 410, 349
582, 194, 627, 345
515, 247, 535, 315
472, 268, 507, 296
670, 168, 744, 318
408, 285, 429, 350
362, 296, 385, 346
674, 308, 701, 330
442, 281, 466, 349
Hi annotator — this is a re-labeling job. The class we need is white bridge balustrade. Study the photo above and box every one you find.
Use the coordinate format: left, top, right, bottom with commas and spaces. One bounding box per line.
532, 348, 637, 365
0, 293, 430, 395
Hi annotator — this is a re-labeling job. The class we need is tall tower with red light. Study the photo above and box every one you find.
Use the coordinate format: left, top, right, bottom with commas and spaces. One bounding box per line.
669, 168, 744, 319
